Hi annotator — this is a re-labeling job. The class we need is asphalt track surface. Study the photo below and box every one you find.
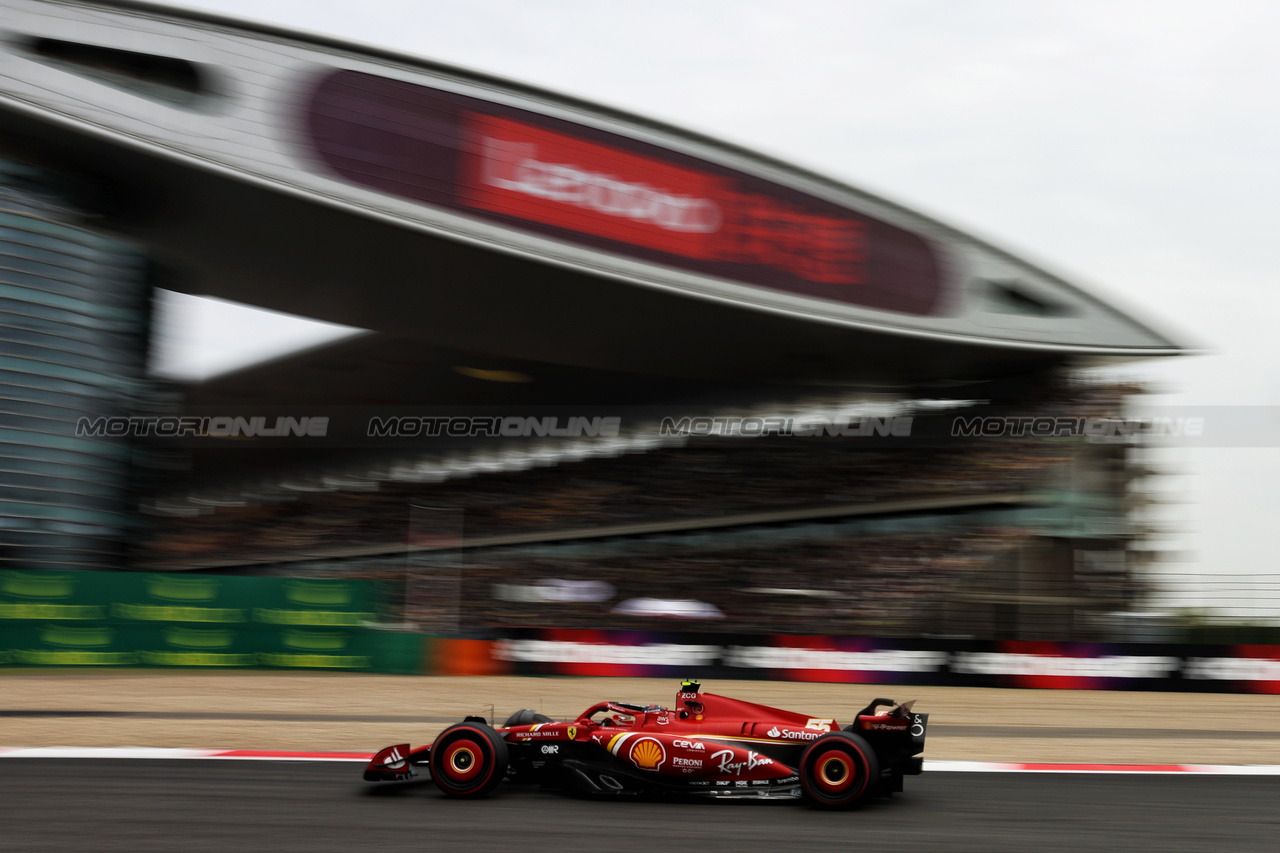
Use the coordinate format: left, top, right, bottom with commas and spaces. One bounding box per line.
3, 760, 1277, 852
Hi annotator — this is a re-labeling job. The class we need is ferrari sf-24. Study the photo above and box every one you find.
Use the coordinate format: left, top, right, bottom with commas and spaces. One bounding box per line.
364, 680, 927, 809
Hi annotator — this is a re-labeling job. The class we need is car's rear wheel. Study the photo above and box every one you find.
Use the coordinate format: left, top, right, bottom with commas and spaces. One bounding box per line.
430, 723, 509, 798
799, 731, 879, 809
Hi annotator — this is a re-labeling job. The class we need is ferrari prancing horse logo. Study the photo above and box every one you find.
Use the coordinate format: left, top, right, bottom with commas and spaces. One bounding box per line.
567, 726, 578, 741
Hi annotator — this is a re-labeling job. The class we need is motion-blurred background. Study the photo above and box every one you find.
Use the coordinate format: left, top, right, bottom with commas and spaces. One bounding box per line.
2, 1, 1278, 681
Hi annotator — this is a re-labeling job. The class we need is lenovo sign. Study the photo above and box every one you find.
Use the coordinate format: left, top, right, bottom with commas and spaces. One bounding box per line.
471, 125, 723, 245
304, 70, 944, 315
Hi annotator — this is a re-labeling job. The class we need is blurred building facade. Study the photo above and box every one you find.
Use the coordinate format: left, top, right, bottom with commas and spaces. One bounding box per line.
0, 156, 151, 569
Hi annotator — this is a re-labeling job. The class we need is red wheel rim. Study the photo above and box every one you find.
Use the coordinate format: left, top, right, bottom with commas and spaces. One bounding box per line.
439, 738, 485, 783
812, 748, 856, 795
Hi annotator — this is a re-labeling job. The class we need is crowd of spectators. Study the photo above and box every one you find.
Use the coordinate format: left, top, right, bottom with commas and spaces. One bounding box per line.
142, 371, 1139, 564
144, 442, 1060, 565
450, 528, 1034, 635
258, 525, 1038, 636
144, 381, 1142, 635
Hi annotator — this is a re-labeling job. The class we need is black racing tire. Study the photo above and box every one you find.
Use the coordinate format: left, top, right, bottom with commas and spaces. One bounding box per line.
501, 709, 554, 727
799, 731, 879, 809
430, 722, 509, 798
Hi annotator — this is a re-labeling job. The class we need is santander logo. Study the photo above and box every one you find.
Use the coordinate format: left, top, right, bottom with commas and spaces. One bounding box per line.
765, 725, 822, 741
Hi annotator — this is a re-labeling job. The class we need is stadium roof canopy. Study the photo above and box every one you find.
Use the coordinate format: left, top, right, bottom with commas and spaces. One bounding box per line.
0, 0, 1184, 399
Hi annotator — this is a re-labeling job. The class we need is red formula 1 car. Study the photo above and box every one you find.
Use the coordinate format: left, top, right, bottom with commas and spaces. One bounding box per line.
364, 680, 927, 809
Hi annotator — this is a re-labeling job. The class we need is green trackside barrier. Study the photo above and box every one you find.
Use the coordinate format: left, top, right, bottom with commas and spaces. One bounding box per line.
0, 569, 425, 674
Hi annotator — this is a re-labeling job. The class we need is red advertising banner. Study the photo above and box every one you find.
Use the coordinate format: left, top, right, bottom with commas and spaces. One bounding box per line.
461, 115, 726, 261
303, 70, 944, 315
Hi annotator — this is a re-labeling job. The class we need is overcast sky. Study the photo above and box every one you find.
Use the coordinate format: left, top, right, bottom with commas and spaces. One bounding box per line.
154, 0, 1280, 617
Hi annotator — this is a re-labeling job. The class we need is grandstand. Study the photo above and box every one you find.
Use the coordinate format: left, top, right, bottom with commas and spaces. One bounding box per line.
132, 379, 1149, 640
0, 1, 1184, 641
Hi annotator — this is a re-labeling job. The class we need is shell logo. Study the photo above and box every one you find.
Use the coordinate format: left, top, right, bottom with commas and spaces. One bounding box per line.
629, 738, 666, 772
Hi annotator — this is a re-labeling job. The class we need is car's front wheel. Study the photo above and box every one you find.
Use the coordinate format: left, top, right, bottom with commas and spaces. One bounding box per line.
429, 722, 509, 798
799, 731, 879, 809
